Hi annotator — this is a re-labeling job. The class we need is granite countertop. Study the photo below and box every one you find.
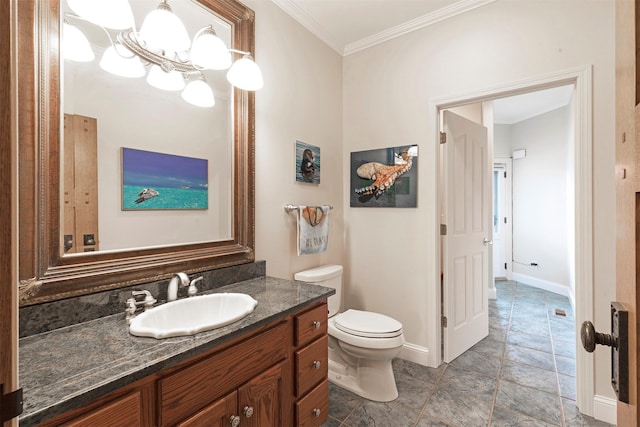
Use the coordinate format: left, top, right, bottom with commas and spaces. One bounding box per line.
19, 276, 334, 426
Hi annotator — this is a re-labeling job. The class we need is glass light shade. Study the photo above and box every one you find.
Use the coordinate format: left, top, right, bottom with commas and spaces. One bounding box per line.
67, 0, 135, 30
100, 45, 145, 78
226, 55, 263, 91
146, 65, 185, 91
181, 80, 215, 108
63, 23, 95, 62
190, 30, 232, 70
139, 2, 191, 55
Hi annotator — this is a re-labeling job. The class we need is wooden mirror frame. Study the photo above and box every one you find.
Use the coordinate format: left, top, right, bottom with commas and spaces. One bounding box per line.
17, 0, 255, 306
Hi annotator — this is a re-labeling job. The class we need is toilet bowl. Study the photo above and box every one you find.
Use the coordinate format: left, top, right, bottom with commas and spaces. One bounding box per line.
294, 265, 404, 402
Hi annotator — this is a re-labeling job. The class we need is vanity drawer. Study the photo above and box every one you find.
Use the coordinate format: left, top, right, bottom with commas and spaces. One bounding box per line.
295, 303, 328, 347
295, 335, 328, 396
295, 379, 329, 427
159, 322, 288, 426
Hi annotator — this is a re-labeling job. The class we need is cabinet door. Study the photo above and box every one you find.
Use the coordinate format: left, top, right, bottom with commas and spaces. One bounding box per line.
237, 362, 286, 427
63, 391, 144, 427
177, 391, 237, 427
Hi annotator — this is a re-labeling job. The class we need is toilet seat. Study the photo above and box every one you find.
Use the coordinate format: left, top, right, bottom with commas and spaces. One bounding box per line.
334, 309, 403, 338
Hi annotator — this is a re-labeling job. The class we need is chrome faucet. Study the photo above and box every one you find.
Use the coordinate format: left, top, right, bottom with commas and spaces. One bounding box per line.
167, 272, 190, 301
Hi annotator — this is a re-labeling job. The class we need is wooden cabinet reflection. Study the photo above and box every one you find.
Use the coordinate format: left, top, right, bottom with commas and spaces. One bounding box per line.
63, 114, 99, 253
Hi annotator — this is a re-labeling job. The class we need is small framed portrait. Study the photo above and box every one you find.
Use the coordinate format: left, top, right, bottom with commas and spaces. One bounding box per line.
296, 140, 320, 184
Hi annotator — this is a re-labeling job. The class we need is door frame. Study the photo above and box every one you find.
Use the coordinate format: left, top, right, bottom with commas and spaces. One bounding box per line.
429, 65, 594, 414
493, 157, 513, 282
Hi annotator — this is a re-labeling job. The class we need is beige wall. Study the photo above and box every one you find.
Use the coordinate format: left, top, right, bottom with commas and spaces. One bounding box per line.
243, 0, 345, 279
244, 0, 615, 409
342, 0, 615, 403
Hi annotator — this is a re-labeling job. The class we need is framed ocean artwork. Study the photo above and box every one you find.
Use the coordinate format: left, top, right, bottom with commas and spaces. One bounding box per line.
121, 148, 209, 210
350, 144, 418, 208
295, 140, 320, 184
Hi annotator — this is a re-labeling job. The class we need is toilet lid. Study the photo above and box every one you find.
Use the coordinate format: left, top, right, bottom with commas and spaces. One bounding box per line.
334, 309, 403, 338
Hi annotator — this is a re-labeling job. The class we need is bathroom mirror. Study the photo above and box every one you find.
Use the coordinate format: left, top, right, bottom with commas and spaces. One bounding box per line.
17, 0, 256, 305
62, 0, 235, 253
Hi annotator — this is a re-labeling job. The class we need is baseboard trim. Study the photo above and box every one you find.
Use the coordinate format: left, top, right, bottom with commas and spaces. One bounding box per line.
511, 273, 570, 297
593, 395, 616, 425
488, 285, 497, 300
399, 342, 431, 367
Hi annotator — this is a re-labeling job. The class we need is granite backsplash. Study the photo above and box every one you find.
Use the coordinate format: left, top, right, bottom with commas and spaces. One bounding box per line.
19, 261, 266, 337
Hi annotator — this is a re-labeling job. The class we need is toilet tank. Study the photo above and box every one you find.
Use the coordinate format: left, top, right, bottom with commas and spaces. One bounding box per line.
294, 265, 343, 317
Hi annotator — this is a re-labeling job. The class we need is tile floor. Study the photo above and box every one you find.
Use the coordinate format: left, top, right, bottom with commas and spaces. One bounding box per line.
322, 280, 615, 427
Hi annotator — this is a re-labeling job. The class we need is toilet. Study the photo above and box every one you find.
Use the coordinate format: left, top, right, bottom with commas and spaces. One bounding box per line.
294, 265, 404, 402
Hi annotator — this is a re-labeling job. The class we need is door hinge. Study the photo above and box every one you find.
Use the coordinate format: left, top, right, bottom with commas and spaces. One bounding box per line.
0, 384, 24, 422
504, 262, 507, 270
440, 132, 447, 144
440, 224, 447, 235
441, 315, 448, 328
504, 217, 507, 224
504, 171, 507, 178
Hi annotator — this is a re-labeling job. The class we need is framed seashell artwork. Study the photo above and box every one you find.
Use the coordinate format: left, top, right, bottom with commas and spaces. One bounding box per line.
350, 145, 418, 207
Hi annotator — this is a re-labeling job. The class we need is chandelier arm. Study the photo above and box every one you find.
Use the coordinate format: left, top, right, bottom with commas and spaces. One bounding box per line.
118, 30, 199, 74
228, 48, 251, 56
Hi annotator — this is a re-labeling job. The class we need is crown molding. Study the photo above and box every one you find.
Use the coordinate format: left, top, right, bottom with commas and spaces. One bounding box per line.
271, 0, 344, 54
271, 0, 497, 56
344, 0, 497, 55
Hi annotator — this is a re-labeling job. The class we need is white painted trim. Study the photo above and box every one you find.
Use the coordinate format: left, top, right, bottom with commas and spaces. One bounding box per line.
430, 64, 593, 415
493, 157, 513, 281
344, 0, 497, 56
399, 342, 431, 367
511, 273, 570, 297
593, 395, 617, 425
483, 102, 497, 301
271, 0, 497, 56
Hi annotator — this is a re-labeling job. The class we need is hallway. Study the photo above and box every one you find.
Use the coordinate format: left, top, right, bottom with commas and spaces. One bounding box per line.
322, 281, 613, 426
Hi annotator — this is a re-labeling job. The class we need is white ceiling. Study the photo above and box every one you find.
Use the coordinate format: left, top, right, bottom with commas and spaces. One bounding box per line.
271, 0, 574, 124
272, 0, 495, 55
492, 85, 575, 125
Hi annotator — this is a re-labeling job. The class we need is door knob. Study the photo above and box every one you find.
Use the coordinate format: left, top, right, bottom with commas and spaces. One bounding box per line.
579, 302, 629, 404
580, 321, 616, 352
483, 238, 493, 245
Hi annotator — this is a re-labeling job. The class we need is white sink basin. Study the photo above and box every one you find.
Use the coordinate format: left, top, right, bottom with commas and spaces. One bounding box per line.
129, 293, 258, 339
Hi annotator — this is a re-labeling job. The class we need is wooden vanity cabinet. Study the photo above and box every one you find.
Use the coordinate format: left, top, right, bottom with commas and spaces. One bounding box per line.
36, 378, 156, 427
176, 361, 287, 427
36, 302, 329, 427
293, 303, 329, 426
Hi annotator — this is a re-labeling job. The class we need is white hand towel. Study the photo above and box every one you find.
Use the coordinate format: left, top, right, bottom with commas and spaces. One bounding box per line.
297, 206, 330, 255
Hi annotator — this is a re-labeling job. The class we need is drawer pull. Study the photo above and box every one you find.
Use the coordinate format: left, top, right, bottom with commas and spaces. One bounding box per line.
243, 405, 254, 418
313, 321, 321, 329
229, 415, 241, 427
313, 408, 321, 417
312, 360, 321, 369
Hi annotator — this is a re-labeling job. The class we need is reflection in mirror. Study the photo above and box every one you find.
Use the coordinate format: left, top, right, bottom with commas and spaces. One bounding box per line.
17, 0, 257, 305
61, 1, 246, 254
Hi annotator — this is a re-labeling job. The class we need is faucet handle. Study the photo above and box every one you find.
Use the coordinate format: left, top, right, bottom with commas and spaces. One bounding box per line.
188, 276, 204, 297
131, 290, 157, 310
125, 298, 137, 323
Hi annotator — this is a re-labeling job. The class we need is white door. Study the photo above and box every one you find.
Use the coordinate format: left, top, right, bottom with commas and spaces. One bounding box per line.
442, 111, 491, 363
492, 164, 507, 279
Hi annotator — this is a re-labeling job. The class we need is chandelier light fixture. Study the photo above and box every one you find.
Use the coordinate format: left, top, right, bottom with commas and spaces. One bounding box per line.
64, 0, 264, 108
